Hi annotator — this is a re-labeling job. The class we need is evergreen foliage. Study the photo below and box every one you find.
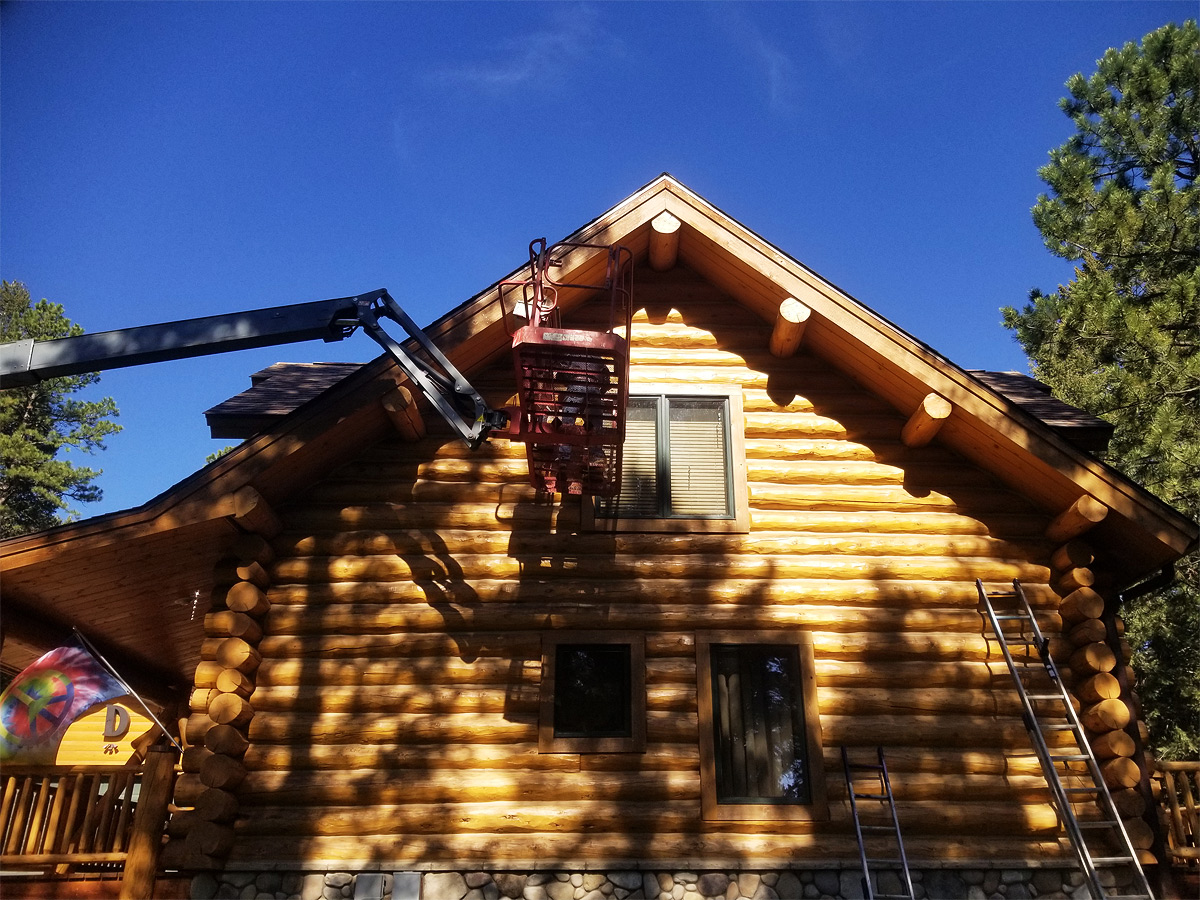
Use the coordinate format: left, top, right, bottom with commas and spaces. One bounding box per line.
1002, 21, 1199, 758
0, 281, 122, 537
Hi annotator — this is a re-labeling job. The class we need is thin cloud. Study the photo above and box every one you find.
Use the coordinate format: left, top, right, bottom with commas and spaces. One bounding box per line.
429, 4, 614, 93
708, 5, 799, 116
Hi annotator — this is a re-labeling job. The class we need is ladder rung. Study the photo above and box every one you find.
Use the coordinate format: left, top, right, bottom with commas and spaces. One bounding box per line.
1077, 820, 1121, 830
1025, 692, 1063, 700
1090, 856, 1137, 865
857, 824, 896, 832
853, 793, 889, 801
1042, 723, 1079, 730
1050, 754, 1090, 761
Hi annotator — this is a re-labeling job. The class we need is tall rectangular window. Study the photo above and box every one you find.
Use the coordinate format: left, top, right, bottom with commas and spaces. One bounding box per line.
710, 644, 809, 804
589, 388, 747, 532
696, 632, 827, 822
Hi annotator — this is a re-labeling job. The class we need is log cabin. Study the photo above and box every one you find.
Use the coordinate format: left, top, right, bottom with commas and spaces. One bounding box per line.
2, 175, 1197, 900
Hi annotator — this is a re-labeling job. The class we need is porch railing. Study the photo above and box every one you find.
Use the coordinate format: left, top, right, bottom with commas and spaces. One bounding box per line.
0, 748, 176, 899
0, 764, 141, 867
1156, 760, 1200, 865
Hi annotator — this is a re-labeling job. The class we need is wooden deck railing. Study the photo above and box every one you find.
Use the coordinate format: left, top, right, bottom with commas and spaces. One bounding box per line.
0, 764, 141, 867
0, 749, 176, 899
1156, 760, 1200, 865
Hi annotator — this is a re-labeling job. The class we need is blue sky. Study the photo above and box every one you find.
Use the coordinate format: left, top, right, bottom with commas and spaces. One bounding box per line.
2, 1, 1193, 519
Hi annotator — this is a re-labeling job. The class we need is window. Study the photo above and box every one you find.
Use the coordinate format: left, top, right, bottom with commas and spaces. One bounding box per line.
695, 632, 827, 822
586, 386, 748, 533
539, 632, 645, 753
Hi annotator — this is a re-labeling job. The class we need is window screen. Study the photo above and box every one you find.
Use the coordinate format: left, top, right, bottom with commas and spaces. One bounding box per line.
601, 395, 731, 519
709, 644, 811, 804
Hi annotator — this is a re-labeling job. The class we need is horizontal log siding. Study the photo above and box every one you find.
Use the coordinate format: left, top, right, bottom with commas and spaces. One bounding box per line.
230, 276, 1067, 871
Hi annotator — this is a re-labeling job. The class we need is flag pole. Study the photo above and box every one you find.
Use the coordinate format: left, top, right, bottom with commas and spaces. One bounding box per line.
72, 628, 184, 753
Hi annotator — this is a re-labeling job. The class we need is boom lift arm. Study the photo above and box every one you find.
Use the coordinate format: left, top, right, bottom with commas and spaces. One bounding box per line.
0, 289, 508, 449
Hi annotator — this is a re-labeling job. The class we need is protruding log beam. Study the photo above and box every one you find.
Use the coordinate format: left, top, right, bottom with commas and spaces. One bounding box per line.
1069, 642, 1117, 676
1101, 757, 1142, 789
1045, 495, 1108, 543
900, 393, 952, 448
1055, 567, 1095, 595
1050, 540, 1094, 572
232, 533, 276, 568
215, 668, 255, 698
208, 694, 253, 728
200, 754, 247, 791
231, 486, 283, 538
224, 582, 270, 618
180, 746, 214, 774
1081, 698, 1132, 733
172, 773, 205, 808
1059, 587, 1105, 625
648, 211, 681, 271
1067, 617, 1107, 647
185, 821, 235, 858
212, 637, 262, 674
183, 714, 216, 747
1123, 816, 1154, 850
194, 788, 239, 823
1077, 672, 1122, 703
203, 611, 263, 644
1091, 729, 1135, 759
768, 298, 811, 358
1111, 787, 1146, 818
204, 724, 250, 758
381, 386, 426, 442
193, 661, 224, 689
213, 557, 270, 589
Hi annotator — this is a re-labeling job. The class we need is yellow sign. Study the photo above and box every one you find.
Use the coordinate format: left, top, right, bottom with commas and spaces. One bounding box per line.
54, 698, 155, 766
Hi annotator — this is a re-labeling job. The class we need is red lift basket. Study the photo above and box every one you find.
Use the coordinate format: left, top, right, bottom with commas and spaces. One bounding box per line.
502, 239, 633, 496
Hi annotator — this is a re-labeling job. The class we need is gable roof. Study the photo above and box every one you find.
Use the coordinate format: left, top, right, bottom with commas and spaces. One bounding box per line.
1, 174, 1195, 697
206, 362, 1118, 454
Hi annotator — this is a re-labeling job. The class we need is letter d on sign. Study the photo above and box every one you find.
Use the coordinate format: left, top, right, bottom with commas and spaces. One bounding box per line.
104, 704, 130, 740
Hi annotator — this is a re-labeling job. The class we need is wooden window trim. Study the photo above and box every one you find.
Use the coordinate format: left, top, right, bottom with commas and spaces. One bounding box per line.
539, 631, 646, 754
583, 384, 749, 533
695, 630, 828, 823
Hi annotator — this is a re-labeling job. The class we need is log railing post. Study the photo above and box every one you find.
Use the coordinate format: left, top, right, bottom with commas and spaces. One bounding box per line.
119, 746, 177, 900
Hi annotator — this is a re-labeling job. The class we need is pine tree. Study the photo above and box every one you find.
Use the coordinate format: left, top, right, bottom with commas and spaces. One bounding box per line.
1003, 21, 1199, 758
0, 281, 122, 537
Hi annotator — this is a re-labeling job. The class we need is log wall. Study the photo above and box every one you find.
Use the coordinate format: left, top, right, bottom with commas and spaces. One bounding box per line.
218, 266, 1123, 871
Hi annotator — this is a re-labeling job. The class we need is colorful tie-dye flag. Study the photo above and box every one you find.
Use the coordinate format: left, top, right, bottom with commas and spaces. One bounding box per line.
0, 637, 127, 764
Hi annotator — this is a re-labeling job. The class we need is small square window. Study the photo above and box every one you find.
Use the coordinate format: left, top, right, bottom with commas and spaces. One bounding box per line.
696, 632, 827, 822
539, 632, 645, 754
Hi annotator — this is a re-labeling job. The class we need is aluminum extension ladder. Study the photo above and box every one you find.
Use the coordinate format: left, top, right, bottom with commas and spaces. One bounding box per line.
842, 746, 915, 900
976, 579, 1153, 900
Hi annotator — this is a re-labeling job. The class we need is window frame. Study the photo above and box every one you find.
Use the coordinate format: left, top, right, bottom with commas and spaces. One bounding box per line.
695, 631, 828, 823
584, 384, 749, 533
538, 631, 646, 754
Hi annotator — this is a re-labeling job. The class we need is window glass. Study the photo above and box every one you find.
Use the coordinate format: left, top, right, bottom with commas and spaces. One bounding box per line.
553, 644, 632, 739
600, 395, 731, 519
710, 644, 810, 804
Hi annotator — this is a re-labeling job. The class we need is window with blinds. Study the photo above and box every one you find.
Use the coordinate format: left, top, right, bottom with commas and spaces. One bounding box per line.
599, 395, 732, 519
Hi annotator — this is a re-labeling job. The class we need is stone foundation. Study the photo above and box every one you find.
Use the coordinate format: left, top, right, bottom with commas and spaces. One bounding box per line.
190, 866, 1122, 900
